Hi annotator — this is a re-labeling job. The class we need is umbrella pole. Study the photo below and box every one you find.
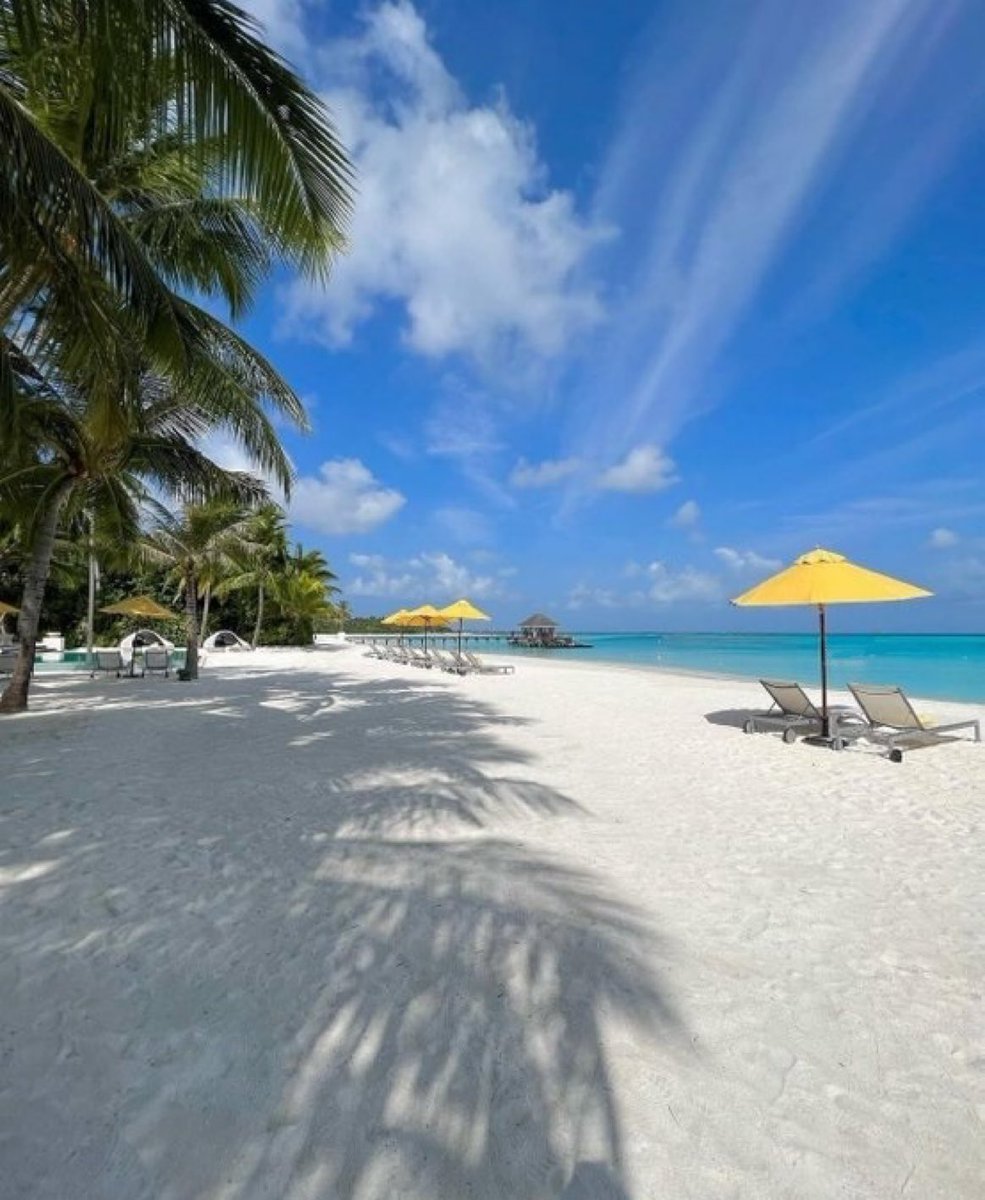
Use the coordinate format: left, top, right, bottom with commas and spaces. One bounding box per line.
818, 604, 829, 738
458, 617, 463, 659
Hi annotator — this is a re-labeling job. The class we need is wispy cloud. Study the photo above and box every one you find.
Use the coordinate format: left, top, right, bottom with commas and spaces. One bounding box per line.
569, 0, 972, 467
510, 456, 581, 489
668, 499, 701, 530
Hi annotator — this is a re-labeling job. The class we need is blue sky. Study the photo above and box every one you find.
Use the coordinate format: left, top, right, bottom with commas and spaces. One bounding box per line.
228, 0, 985, 630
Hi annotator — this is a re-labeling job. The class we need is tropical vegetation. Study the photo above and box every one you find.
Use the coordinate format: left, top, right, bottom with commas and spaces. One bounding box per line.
0, 0, 353, 709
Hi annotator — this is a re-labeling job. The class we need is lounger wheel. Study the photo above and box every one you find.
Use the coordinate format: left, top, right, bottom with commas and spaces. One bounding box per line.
831, 737, 845, 752
743, 719, 756, 735
889, 748, 904, 764
782, 727, 798, 744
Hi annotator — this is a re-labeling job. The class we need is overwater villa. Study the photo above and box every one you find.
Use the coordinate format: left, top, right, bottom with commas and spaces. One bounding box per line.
508, 612, 588, 648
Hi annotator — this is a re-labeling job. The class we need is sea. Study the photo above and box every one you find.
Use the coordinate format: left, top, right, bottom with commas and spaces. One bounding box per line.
484, 633, 985, 704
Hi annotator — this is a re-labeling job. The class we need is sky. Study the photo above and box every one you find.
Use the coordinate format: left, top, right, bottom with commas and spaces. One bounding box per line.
226, 0, 985, 631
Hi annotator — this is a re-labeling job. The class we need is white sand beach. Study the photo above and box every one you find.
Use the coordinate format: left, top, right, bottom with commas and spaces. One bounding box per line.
2, 647, 983, 1199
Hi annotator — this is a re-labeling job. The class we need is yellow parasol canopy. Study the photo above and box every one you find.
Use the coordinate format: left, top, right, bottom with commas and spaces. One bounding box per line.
99, 594, 175, 620
381, 608, 411, 625
439, 598, 490, 621
439, 598, 490, 656
0, 599, 19, 618
402, 604, 449, 650
731, 548, 932, 607
731, 548, 931, 740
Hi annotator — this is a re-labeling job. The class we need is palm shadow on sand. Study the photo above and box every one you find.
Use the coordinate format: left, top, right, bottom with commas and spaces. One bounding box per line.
2, 665, 683, 1199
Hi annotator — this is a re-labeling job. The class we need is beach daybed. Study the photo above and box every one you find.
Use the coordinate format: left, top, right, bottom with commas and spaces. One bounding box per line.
203, 630, 251, 652
847, 682, 981, 762
743, 679, 861, 744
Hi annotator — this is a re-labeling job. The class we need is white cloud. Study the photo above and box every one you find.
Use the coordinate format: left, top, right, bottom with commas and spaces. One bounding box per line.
510, 456, 581, 488
598, 445, 677, 494
928, 527, 958, 549
566, 583, 621, 611
346, 549, 505, 601
278, 1, 606, 364
669, 499, 701, 529
714, 546, 782, 573
291, 459, 405, 535
644, 560, 721, 603
239, 0, 308, 60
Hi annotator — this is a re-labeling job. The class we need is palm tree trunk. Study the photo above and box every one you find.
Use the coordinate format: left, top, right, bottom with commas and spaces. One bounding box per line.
200, 584, 211, 644
252, 582, 264, 648
0, 481, 73, 713
184, 570, 200, 679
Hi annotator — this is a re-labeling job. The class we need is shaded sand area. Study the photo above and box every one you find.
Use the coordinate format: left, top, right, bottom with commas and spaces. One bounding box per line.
2, 647, 983, 1198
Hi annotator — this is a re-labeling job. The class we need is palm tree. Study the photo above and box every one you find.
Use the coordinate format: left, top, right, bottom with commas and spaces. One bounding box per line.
269, 569, 336, 647
334, 599, 353, 633
216, 503, 288, 647
1, 0, 352, 385
0, 1, 353, 710
0, 373, 268, 709
143, 500, 256, 679
290, 543, 339, 589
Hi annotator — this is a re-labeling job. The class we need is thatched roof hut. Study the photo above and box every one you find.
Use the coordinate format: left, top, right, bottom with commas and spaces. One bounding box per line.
518, 612, 558, 630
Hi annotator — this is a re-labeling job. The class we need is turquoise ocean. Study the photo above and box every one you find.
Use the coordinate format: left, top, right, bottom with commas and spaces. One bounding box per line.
485, 633, 985, 704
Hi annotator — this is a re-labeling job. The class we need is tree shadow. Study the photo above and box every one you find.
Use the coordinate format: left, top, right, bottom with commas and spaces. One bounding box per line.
2, 666, 683, 1199
703, 708, 756, 731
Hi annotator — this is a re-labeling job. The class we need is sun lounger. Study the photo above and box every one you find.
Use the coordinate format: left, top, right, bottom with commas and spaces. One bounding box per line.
847, 682, 981, 762
90, 649, 124, 678
464, 650, 515, 676
432, 649, 468, 674
743, 679, 861, 744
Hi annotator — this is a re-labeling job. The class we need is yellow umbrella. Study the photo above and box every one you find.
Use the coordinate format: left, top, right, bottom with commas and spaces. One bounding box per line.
99, 595, 175, 620
439, 598, 490, 658
380, 607, 411, 647
732, 548, 931, 738
381, 608, 411, 624
403, 604, 450, 652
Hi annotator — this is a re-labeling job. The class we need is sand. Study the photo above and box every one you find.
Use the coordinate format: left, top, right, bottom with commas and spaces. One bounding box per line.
1, 646, 983, 1199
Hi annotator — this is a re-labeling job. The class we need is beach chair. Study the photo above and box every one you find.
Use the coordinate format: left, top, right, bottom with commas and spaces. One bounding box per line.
464, 650, 515, 676
407, 647, 433, 668
432, 649, 467, 674
847, 682, 981, 762
144, 647, 171, 677
90, 649, 124, 678
743, 679, 861, 744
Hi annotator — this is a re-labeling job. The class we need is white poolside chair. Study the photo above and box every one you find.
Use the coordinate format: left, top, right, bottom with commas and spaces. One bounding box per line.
847, 683, 981, 762
143, 646, 171, 677
90, 649, 124, 678
742, 679, 864, 744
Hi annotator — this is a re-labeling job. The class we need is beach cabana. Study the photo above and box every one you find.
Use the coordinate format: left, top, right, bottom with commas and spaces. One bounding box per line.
100, 595, 175, 677
732, 548, 931, 741
203, 630, 251, 652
